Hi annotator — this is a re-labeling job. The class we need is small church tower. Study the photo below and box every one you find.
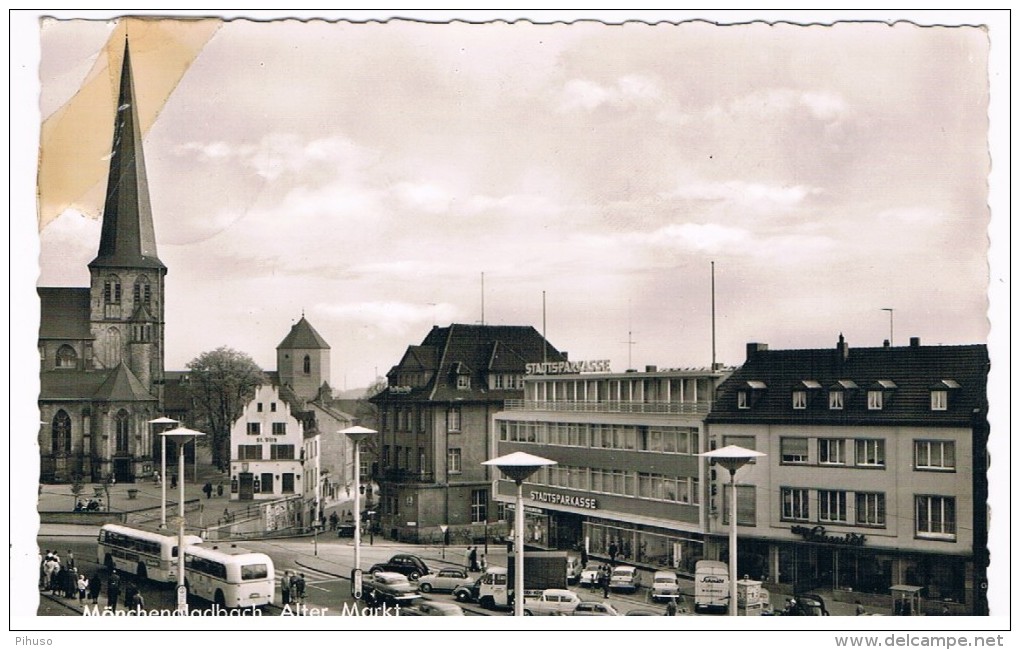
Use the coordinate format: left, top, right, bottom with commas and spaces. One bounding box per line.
86, 40, 166, 397
276, 316, 331, 402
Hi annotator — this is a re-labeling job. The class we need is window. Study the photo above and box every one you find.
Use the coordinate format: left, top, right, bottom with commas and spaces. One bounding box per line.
238, 445, 262, 460
447, 407, 461, 432
916, 495, 956, 539
247, 422, 261, 436
271, 402, 277, 412
781, 487, 810, 521
115, 409, 130, 454
818, 490, 847, 522
419, 408, 427, 432
781, 437, 808, 464
457, 375, 470, 390
104, 275, 122, 304
56, 345, 78, 369
856, 492, 886, 526
829, 390, 844, 410
261, 473, 274, 493
737, 391, 749, 409
471, 489, 488, 524
722, 485, 756, 526
282, 473, 295, 493
855, 439, 885, 467
381, 446, 390, 467
51, 410, 71, 454
418, 448, 426, 473
915, 440, 955, 471
257, 402, 263, 412
819, 439, 845, 465
448, 448, 462, 474
867, 390, 884, 410
792, 390, 807, 410
723, 435, 756, 463
303, 355, 311, 374
272, 422, 286, 436
133, 276, 151, 306
930, 390, 948, 411
270, 444, 295, 460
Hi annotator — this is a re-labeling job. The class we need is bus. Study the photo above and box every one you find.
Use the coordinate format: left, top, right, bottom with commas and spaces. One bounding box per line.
97, 523, 203, 583
694, 559, 729, 612
184, 543, 275, 609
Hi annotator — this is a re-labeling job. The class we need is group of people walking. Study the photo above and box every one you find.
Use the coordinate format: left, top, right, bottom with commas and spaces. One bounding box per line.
39, 550, 143, 612
280, 570, 307, 609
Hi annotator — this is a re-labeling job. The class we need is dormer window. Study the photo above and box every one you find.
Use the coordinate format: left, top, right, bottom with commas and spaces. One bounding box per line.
792, 390, 807, 410
738, 381, 766, 410
829, 390, 844, 410
867, 390, 883, 410
930, 379, 958, 411
868, 380, 897, 410
828, 380, 857, 410
737, 391, 749, 409
457, 375, 471, 390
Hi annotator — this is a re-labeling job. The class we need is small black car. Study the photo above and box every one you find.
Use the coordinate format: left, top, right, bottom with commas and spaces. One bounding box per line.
785, 593, 830, 616
368, 554, 431, 581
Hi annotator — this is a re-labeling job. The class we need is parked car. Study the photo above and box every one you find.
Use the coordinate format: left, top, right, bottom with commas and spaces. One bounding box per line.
400, 599, 466, 616
522, 588, 582, 616
783, 593, 830, 616
650, 570, 681, 602
368, 554, 431, 581
361, 571, 420, 606
579, 567, 601, 589
609, 565, 641, 593
417, 567, 474, 593
573, 601, 620, 616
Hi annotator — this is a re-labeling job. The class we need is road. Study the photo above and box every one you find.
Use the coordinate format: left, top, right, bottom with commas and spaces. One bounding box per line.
36, 532, 676, 617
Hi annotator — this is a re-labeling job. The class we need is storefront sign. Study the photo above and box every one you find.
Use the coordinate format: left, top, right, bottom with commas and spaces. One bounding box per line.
525, 360, 611, 375
528, 490, 598, 509
791, 525, 866, 546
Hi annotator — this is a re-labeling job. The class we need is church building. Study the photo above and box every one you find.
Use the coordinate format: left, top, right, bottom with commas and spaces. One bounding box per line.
38, 41, 166, 483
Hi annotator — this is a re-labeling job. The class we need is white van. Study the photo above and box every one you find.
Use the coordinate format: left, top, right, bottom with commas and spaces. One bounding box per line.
694, 560, 729, 612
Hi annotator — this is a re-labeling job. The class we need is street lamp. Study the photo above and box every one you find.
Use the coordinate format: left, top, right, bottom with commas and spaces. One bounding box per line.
700, 445, 765, 616
161, 426, 205, 614
483, 451, 556, 617
148, 416, 179, 529
341, 426, 376, 593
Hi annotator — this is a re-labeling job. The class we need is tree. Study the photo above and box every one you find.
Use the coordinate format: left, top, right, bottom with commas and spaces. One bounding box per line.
185, 347, 266, 468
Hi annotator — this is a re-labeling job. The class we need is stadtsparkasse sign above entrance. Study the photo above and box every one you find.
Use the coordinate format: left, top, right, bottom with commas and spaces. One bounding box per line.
525, 360, 611, 375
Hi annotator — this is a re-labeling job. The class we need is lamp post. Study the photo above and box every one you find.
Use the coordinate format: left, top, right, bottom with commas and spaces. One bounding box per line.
483, 451, 556, 616
700, 445, 765, 616
341, 426, 376, 591
148, 416, 178, 529
161, 426, 205, 614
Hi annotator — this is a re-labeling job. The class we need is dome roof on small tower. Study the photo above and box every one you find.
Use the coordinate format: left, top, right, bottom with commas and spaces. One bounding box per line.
277, 316, 330, 350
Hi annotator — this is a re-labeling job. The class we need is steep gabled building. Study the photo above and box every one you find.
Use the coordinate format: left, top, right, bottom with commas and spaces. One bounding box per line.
705, 335, 989, 614
371, 324, 566, 542
38, 41, 166, 483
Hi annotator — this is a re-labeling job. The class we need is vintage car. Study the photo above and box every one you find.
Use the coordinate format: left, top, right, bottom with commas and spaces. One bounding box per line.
361, 571, 420, 606
650, 570, 681, 602
417, 567, 475, 593
609, 565, 642, 593
368, 554, 431, 581
572, 601, 620, 616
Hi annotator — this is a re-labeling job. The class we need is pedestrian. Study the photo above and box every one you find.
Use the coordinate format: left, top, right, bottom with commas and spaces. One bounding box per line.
329, 512, 339, 531
469, 546, 479, 572
64, 562, 78, 598
600, 566, 610, 598
281, 570, 292, 606
124, 582, 138, 612
665, 598, 677, 616
89, 571, 102, 605
941, 604, 951, 616
294, 573, 306, 605
153, 470, 161, 485
107, 570, 121, 612
855, 600, 866, 616
217, 483, 224, 497
171, 474, 177, 489
77, 572, 89, 603
580, 546, 588, 569
608, 541, 618, 564
479, 553, 487, 572
203, 482, 213, 499
131, 590, 145, 612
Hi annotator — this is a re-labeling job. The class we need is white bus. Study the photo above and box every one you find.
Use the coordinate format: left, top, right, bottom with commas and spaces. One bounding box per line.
184, 544, 275, 609
97, 523, 203, 583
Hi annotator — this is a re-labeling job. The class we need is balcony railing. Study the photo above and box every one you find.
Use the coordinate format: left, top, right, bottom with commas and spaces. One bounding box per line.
377, 468, 436, 484
503, 399, 712, 415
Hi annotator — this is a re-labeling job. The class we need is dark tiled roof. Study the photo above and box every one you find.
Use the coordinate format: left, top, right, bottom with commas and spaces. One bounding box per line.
707, 340, 988, 426
38, 287, 92, 340
276, 317, 330, 350
40, 370, 111, 401
373, 324, 565, 404
92, 362, 157, 402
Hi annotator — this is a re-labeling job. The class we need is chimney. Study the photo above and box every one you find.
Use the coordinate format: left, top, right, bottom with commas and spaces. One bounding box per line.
746, 342, 768, 360
645, 365, 657, 373
910, 337, 920, 348
883, 340, 890, 348
837, 333, 849, 361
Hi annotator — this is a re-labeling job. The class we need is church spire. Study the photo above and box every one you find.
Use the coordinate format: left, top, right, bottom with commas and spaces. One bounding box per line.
89, 38, 165, 270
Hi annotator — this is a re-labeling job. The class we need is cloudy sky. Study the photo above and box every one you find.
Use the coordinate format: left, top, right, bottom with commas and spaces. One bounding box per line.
24, 12, 1001, 391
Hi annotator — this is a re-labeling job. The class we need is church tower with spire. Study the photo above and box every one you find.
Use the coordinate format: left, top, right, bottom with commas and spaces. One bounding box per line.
276, 315, 332, 402
86, 39, 166, 396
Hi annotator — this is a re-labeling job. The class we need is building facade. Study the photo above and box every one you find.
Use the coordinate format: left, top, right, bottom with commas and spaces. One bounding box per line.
491, 365, 729, 574
370, 324, 566, 543
228, 383, 307, 503
705, 336, 989, 614
38, 42, 166, 483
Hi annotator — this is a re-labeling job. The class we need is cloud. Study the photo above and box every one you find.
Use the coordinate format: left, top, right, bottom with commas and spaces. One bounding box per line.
876, 206, 946, 223
711, 88, 849, 123
557, 74, 662, 112
314, 300, 460, 336
37, 209, 100, 286
662, 180, 820, 211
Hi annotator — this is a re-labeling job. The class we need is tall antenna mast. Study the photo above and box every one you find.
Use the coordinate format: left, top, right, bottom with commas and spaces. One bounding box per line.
711, 261, 717, 369
627, 301, 636, 370
881, 308, 894, 345
542, 290, 547, 364
481, 272, 485, 326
